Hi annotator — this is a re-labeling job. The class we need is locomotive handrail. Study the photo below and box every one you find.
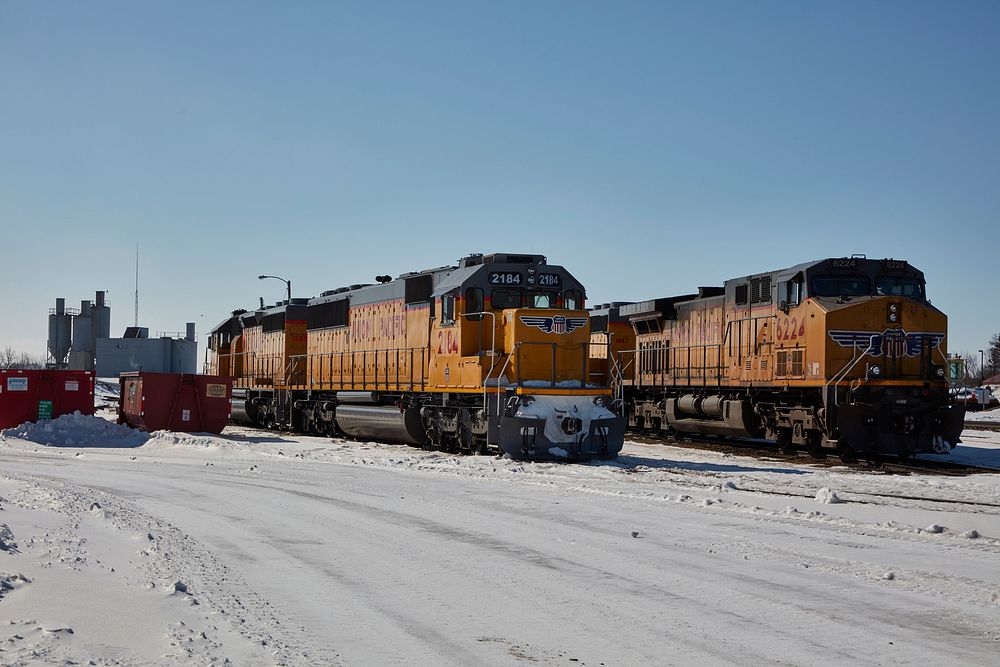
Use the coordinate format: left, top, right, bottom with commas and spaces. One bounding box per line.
232, 346, 431, 393
614, 342, 723, 388
825, 334, 877, 407
608, 352, 634, 410
511, 340, 601, 389
461, 311, 498, 412
491, 354, 514, 419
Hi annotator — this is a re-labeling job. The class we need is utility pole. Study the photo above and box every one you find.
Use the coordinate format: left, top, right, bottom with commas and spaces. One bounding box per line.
134, 242, 140, 327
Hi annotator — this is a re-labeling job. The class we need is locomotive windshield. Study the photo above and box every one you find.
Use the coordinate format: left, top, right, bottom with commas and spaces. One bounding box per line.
811, 276, 871, 297
491, 288, 521, 308
529, 292, 553, 308
876, 277, 925, 298
490, 287, 570, 309
810, 274, 925, 299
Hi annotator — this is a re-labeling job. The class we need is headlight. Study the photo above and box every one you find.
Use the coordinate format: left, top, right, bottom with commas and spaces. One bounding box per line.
936, 367, 945, 377
888, 313, 898, 322
521, 395, 535, 406
868, 364, 882, 378
889, 304, 898, 313
593, 396, 606, 408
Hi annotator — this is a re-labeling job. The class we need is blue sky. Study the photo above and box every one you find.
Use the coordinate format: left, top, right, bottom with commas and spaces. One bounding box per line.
1, 0, 997, 362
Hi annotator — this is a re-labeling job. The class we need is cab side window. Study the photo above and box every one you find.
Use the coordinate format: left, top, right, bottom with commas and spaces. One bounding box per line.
564, 290, 583, 310
465, 288, 483, 321
442, 291, 457, 325
786, 274, 804, 307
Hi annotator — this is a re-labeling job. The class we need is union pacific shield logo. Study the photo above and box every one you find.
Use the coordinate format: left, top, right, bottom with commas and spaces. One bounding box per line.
519, 315, 588, 335
828, 329, 945, 358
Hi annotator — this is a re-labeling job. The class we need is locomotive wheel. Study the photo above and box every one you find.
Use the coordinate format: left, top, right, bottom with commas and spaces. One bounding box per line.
836, 438, 858, 463
456, 421, 475, 454
805, 431, 826, 459
776, 428, 795, 455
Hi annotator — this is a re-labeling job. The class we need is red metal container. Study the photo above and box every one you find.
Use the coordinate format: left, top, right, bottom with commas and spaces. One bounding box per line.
0, 370, 95, 429
118, 372, 233, 434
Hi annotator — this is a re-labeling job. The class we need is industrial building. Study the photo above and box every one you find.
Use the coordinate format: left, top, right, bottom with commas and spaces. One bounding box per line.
47, 291, 197, 377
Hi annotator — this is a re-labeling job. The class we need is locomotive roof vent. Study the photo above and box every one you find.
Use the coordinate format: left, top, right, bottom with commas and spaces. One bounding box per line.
349, 283, 372, 291
320, 289, 338, 297
398, 264, 456, 280
483, 253, 546, 265
698, 286, 725, 298
459, 253, 484, 267
291, 298, 310, 305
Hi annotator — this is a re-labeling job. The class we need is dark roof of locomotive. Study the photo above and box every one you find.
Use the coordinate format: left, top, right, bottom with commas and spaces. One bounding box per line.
726, 257, 923, 286
613, 257, 926, 323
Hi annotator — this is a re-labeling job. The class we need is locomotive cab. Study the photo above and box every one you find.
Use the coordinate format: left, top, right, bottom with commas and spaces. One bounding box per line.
802, 260, 963, 456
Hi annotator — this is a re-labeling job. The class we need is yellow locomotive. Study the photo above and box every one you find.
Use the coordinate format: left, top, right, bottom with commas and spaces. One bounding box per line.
595, 257, 964, 458
207, 252, 624, 460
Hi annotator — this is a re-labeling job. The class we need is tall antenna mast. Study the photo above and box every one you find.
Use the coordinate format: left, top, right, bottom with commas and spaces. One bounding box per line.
134, 242, 139, 327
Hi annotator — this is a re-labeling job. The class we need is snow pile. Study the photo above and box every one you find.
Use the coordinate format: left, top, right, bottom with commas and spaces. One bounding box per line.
1, 412, 148, 448
815, 487, 844, 504
143, 432, 228, 450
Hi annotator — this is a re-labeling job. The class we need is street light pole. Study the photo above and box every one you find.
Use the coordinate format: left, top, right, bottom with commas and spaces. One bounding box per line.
980, 349, 985, 387
258, 275, 292, 304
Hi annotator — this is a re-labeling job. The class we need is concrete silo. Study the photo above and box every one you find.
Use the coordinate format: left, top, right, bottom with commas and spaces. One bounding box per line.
46, 298, 72, 367
69, 299, 95, 371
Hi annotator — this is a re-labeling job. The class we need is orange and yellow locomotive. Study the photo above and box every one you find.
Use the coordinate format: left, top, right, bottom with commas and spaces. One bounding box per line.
593, 257, 964, 458
207, 253, 623, 460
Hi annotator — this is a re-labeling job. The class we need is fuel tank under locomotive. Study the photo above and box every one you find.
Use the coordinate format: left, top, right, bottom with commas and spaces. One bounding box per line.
662, 395, 763, 438
333, 404, 426, 445
230, 389, 260, 425
232, 390, 425, 444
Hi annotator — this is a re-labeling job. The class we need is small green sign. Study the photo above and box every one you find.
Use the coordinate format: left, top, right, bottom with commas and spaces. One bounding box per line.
38, 400, 53, 421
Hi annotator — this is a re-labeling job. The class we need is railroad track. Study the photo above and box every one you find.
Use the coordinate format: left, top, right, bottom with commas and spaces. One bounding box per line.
964, 421, 1000, 433
628, 431, 998, 477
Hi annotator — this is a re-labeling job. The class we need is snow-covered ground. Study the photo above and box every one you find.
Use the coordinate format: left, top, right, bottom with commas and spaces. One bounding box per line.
1, 413, 998, 665
967, 406, 1000, 423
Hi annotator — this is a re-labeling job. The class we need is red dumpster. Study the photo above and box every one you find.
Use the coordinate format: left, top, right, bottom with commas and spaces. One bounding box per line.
0, 370, 95, 429
118, 372, 232, 434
